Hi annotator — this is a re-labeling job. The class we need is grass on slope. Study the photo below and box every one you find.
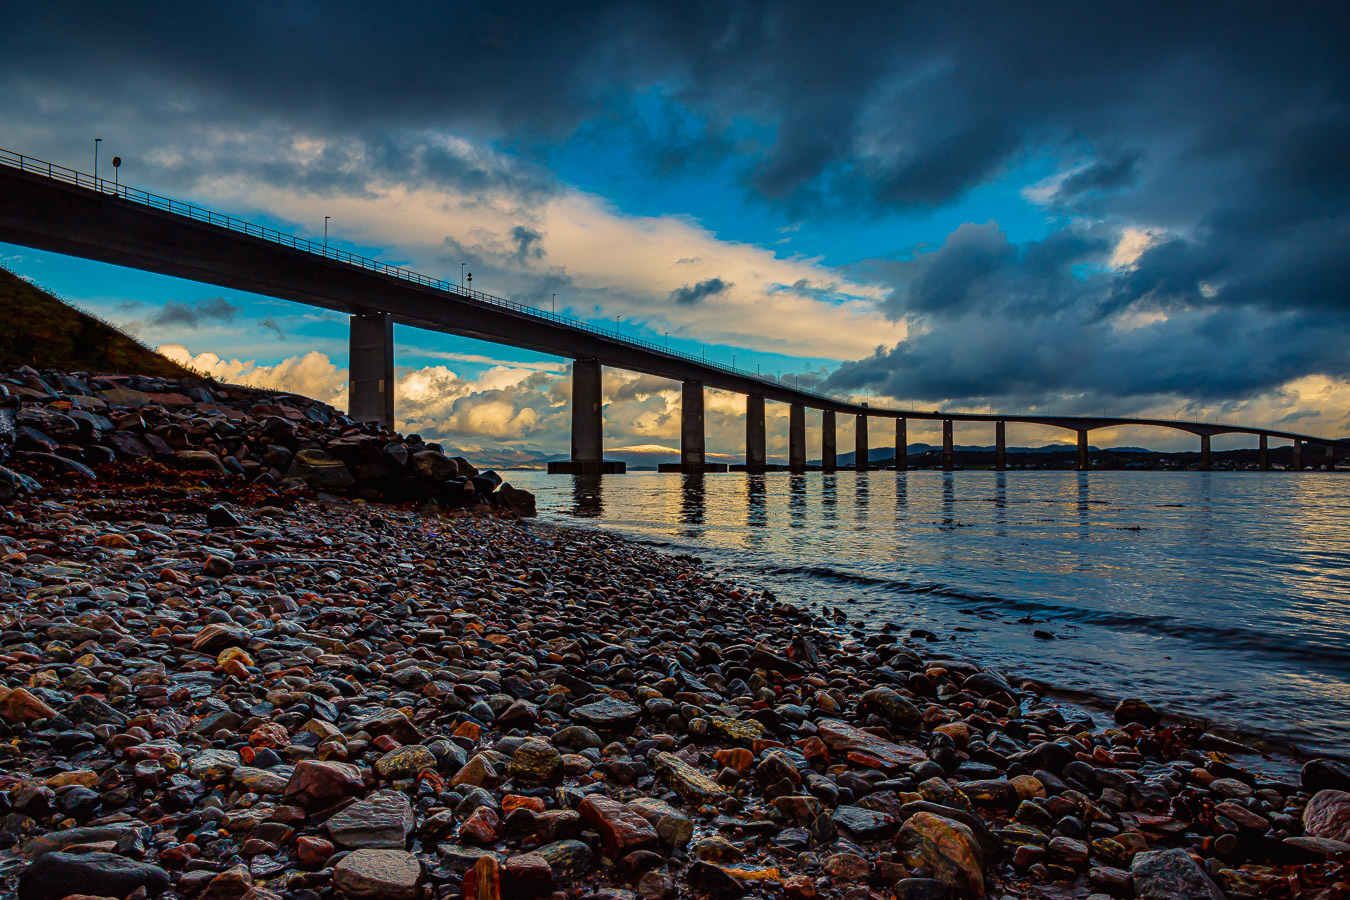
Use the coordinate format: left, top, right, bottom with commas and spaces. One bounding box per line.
0, 266, 196, 378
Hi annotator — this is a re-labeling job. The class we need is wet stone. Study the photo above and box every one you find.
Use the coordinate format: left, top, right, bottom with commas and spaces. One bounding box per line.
328, 789, 416, 849
570, 698, 642, 733
16, 851, 170, 900
333, 848, 422, 900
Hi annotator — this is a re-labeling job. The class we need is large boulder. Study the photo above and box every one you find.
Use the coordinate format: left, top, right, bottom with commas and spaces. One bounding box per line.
17, 851, 170, 900
499, 483, 537, 517
286, 448, 356, 491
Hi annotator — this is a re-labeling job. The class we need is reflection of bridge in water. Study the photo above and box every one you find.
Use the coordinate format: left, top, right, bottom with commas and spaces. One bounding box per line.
1, 147, 1345, 475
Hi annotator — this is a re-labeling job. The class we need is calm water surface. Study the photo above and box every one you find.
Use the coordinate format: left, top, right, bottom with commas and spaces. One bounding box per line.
504, 470, 1350, 760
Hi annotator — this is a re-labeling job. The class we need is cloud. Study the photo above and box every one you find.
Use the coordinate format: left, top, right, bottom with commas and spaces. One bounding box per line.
668, 277, 730, 306
148, 297, 240, 328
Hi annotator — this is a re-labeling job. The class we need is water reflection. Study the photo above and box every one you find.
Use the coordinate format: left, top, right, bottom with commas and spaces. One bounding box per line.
680, 474, 706, 530
821, 474, 838, 527
854, 471, 871, 521
569, 474, 603, 517
1076, 474, 1090, 539
747, 475, 768, 529
788, 474, 808, 528
994, 471, 1008, 539
941, 472, 955, 528
895, 472, 908, 511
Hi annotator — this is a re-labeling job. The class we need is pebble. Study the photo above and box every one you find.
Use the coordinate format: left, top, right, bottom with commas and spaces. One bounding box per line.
0, 364, 1346, 900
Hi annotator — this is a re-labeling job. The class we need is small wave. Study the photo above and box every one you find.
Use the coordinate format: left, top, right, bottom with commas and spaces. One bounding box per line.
758, 562, 1350, 673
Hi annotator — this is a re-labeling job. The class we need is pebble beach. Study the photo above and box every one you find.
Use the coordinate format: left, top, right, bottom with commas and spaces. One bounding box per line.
2, 368, 1349, 900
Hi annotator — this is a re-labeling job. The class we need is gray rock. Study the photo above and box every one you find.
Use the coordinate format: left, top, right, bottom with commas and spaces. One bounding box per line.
333, 848, 421, 900
1130, 848, 1224, 900
17, 851, 169, 900
327, 789, 415, 849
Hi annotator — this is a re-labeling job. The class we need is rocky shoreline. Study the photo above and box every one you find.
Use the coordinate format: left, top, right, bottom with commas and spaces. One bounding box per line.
1, 369, 1349, 900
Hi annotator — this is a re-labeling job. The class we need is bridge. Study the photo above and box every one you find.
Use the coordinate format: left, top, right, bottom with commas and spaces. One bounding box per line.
0, 147, 1345, 475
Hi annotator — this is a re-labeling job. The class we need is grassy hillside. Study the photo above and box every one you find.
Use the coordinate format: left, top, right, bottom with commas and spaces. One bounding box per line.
0, 266, 195, 378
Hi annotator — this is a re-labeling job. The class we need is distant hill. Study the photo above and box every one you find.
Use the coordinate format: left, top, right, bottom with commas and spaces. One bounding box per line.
0, 266, 195, 378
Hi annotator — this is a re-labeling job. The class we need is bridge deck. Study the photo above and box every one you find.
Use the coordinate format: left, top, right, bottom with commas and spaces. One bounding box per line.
0, 150, 1344, 449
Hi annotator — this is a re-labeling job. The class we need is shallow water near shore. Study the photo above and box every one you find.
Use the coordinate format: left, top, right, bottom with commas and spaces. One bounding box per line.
506, 469, 1350, 763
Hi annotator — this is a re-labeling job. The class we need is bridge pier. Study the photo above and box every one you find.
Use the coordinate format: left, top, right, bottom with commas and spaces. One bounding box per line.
995, 420, 1006, 471
1199, 434, 1212, 471
1076, 430, 1089, 471
1293, 439, 1303, 471
821, 410, 837, 472
789, 404, 806, 473
349, 312, 394, 427
855, 405, 869, 471
942, 420, 954, 470
1259, 434, 1269, 470
549, 358, 625, 474
681, 381, 705, 473
894, 418, 907, 470
745, 394, 766, 473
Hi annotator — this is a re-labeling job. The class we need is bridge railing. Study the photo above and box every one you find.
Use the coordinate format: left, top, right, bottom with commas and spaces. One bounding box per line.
0, 147, 848, 405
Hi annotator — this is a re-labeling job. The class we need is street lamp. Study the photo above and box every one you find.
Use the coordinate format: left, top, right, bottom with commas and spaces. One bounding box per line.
466, 272, 472, 291
112, 156, 121, 193
615, 314, 621, 335
324, 216, 330, 248
93, 138, 101, 183
552, 293, 556, 314
462, 262, 466, 288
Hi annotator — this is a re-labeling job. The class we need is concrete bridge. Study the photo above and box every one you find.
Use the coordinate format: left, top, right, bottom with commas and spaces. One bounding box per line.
1, 148, 1346, 474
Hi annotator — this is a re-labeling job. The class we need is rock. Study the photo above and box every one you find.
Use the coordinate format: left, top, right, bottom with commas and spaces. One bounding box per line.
16, 851, 170, 900
206, 504, 242, 527
1113, 698, 1160, 727
191, 623, 251, 654
463, 854, 501, 900
283, 759, 365, 808
189, 748, 242, 780
333, 849, 421, 900
580, 795, 660, 858
894, 879, 950, 900
175, 450, 227, 474
64, 694, 127, 727
412, 449, 458, 480
686, 861, 747, 899
707, 715, 765, 744
627, 797, 694, 847
0, 463, 42, 502
535, 840, 595, 883
861, 686, 922, 728
895, 812, 985, 900
654, 751, 725, 803
376, 744, 438, 780
833, 805, 900, 842
498, 483, 536, 517
507, 739, 563, 786
816, 718, 926, 771
296, 836, 335, 866
327, 789, 416, 849
0, 687, 58, 723
1304, 789, 1350, 843
287, 448, 356, 491
200, 864, 253, 900
502, 852, 555, 899
1303, 758, 1350, 793
1130, 848, 1224, 900
570, 698, 642, 733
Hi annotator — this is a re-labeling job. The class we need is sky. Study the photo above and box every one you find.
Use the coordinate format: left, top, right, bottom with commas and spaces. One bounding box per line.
1, 1, 1348, 461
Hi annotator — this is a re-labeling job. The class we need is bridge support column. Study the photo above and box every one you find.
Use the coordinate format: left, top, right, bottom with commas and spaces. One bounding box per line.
1326, 443, 1336, 470
1293, 439, 1303, 471
745, 394, 766, 473
1199, 434, 1212, 471
681, 381, 705, 473
895, 418, 907, 470
855, 406, 869, 471
1259, 434, 1269, 470
821, 410, 837, 472
349, 312, 394, 427
1076, 430, 1089, 471
789, 404, 806, 473
554, 358, 622, 474
995, 420, 1006, 471
942, 420, 954, 470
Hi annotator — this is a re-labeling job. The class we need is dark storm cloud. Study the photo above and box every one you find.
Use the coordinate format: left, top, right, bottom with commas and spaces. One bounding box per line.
510, 225, 545, 263
148, 297, 240, 328
669, 278, 731, 306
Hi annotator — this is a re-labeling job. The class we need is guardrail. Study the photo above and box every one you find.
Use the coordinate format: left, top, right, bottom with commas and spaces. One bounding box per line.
1, 147, 1325, 442
0, 147, 846, 405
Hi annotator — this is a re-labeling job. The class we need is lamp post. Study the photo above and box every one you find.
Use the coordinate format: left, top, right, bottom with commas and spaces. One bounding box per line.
615, 315, 621, 335
552, 293, 556, 314
112, 156, 121, 193
461, 262, 466, 288
324, 216, 330, 248
93, 138, 101, 184
466, 272, 472, 291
